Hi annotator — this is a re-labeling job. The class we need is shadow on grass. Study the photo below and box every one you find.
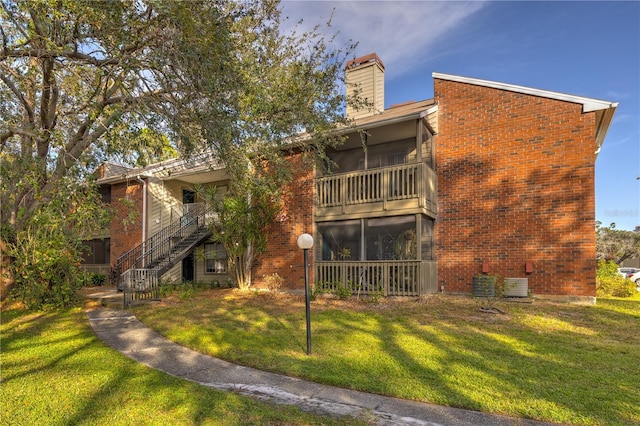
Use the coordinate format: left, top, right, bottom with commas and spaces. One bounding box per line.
132, 291, 640, 425
0, 305, 365, 425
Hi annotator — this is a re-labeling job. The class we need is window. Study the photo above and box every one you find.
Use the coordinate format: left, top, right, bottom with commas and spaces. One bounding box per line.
365, 216, 416, 260
81, 239, 110, 264
420, 216, 435, 260
318, 216, 419, 261
98, 185, 111, 204
205, 243, 227, 274
387, 151, 406, 166
318, 220, 360, 261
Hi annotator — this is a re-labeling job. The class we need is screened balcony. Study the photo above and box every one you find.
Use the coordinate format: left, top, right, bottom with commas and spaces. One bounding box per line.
313, 115, 438, 296
314, 214, 437, 296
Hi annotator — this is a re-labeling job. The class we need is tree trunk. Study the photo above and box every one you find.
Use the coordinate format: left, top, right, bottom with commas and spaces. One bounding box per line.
0, 239, 15, 301
228, 247, 254, 291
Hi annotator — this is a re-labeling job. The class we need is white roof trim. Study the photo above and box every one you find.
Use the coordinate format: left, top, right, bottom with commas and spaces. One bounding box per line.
97, 152, 224, 184
420, 104, 439, 118
353, 106, 439, 131
432, 72, 618, 112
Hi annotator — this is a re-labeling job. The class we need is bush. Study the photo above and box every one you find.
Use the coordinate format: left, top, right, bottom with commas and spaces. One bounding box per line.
3, 178, 111, 310
335, 282, 352, 300
263, 273, 284, 295
7, 222, 87, 310
91, 273, 106, 286
80, 272, 106, 287
11, 248, 82, 310
596, 260, 636, 298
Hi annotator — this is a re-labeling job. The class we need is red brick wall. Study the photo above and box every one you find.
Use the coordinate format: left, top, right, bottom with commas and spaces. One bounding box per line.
253, 153, 315, 290
109, 180, 144, 268
434, 78, 597, 297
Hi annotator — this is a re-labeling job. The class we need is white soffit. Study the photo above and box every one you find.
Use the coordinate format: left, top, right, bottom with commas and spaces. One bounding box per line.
432, 72, 618, 112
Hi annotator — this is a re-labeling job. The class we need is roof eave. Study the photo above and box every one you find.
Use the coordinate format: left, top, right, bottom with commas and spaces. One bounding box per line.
352, 104, 438, 131
594, 105, 617, 156
432, 72, 618, 113
433, 72, 618, 155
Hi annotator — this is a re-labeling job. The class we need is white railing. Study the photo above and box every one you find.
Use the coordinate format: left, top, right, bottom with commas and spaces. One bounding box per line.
315, 260, 437, 296
122, 269, 159, 307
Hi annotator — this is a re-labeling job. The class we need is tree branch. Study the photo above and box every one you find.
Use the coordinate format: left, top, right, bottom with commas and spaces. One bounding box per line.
0, 66, 34, 123
0, 127, 42, 145
1, 33, 156, 68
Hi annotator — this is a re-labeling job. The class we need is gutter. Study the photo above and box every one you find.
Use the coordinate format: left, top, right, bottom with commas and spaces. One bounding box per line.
136, 176, 147, 267
594, 106, 618, 156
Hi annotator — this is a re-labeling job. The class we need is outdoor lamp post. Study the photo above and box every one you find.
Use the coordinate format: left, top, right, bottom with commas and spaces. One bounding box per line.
297, 233, 314, 355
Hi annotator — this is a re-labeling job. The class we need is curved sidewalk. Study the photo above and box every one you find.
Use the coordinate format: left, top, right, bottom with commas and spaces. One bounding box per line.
87, 308, 557, 426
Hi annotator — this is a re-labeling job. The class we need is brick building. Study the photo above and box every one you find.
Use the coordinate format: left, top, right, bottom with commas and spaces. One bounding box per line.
86, 53, 617, 303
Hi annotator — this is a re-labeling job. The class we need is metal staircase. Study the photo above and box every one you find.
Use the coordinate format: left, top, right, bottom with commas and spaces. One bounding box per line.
116, 203, 214, 306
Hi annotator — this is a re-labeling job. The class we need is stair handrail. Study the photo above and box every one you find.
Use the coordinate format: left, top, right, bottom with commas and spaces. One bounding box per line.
115, 203, 215, 277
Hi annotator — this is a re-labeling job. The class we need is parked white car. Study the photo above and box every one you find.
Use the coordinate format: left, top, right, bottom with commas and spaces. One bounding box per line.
617, 268, 640, 291
618, 267, 639, 278
628, 271, 640, 289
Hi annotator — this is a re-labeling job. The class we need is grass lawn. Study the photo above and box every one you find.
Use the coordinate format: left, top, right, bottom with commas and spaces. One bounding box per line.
130, 289, 640, 426
0, 302, 368, 425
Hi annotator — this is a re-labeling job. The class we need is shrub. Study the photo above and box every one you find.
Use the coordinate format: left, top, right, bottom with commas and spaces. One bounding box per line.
367, 289, 383, 305
11, 249, 82, 310
596, 260, 636, 297
263, 273, 284, 295
309, 284, 322, 301
3, 177, 111, 310
335, 282, 352, 300
80, 272, 106, 287
91, 273, 106, 286
8, 225, 86, 310
179, 283, 195, 300
158, 280, 179, 297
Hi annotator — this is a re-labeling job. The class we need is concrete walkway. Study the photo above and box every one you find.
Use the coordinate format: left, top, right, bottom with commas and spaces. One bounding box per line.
86, 307, 559, 426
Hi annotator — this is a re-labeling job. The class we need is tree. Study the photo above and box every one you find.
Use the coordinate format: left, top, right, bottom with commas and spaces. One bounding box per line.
596, 222, 640, 264
197, 175, 279, 291
1, 0, 356, 302
596, 259, 636, 298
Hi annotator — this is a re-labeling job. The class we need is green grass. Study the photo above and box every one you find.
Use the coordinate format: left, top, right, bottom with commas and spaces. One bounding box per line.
0, 304, 368, 425
132, 290, 640, 426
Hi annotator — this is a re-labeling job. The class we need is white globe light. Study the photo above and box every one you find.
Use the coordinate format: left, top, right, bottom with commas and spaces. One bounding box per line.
297, 233, 314, 249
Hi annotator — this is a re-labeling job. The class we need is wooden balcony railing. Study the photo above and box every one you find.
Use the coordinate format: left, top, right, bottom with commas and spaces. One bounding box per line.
315, 260, 438, 296
315, 162, 437, 216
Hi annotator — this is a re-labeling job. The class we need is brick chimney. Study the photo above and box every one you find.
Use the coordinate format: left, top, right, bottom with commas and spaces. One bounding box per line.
345, 53, 385, 119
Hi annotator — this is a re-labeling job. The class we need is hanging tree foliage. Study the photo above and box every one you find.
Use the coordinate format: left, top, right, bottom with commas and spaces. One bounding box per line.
1, 0, 357, 302
596, 222, 640, 265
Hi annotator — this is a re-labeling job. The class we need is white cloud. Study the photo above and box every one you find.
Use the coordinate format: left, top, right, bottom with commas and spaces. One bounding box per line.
612, 113, 631, 124
280, 1, 488, 79
606, 91, 632, 100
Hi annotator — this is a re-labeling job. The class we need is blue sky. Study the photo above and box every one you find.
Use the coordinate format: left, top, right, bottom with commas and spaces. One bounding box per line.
281, 1, 640, 231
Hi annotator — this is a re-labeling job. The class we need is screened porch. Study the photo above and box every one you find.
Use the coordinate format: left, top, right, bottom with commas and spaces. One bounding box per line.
314, 214, 438, 296
315, 260, 437, 296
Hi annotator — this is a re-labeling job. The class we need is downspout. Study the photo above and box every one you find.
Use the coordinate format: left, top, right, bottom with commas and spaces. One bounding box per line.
136, 176, 147, 267
245, 160, 253, 289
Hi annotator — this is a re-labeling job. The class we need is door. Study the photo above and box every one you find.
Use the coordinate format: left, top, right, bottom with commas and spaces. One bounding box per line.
182, 253, 194, 282
183, 189, 195, 215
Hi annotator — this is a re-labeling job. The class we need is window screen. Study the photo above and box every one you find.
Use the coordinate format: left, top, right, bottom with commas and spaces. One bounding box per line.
81, 239, 110, 264
365, 216, 416, 260
205, 243, 227, 273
